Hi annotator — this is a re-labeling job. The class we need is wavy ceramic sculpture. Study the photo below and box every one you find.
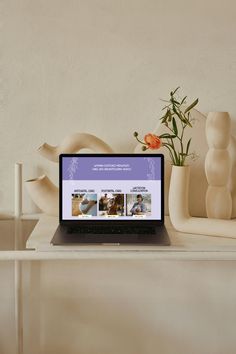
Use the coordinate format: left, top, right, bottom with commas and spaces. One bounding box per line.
26, 132, 113, 215
38, 133, 114, 162
25, 175, 59, 216
205, 112, 232, 219
169, 165, 236, 238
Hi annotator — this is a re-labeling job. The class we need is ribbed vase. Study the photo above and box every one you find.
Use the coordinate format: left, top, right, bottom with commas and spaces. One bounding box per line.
205, 112, 232, 219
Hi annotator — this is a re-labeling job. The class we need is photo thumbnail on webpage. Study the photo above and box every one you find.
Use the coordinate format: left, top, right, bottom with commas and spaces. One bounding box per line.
98, 193, 124, 217
71, 193, 97, 217
126, 194, 151, 217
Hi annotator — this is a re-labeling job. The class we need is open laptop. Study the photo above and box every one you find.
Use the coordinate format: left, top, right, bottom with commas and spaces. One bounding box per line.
51, 153, 170, 245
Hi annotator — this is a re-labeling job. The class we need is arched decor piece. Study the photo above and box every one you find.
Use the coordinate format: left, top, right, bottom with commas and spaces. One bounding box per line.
38, 133, 114, 162
26, 133, 113, 215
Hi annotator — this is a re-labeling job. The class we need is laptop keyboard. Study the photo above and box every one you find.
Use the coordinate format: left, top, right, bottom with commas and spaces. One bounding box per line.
66, 226, 156, 235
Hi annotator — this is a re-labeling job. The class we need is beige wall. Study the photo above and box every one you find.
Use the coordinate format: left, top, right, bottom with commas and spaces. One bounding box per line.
1, 3, 236, 353
1, 0, 236, 213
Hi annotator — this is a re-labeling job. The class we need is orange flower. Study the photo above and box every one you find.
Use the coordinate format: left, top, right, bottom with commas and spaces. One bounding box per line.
144, 133, 162, 149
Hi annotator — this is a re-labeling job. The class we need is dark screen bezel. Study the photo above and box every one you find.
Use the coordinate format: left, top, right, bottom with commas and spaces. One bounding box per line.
59, 153, 164, 225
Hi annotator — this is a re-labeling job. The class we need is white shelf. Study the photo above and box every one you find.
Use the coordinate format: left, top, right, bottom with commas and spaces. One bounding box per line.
25, 214, 236, 260
1, 214, 236, 260
1, 250, 236, 261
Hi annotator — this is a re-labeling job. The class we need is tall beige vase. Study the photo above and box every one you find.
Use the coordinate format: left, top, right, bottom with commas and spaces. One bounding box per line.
205, 112, 232, 219
169, 165, 190, 228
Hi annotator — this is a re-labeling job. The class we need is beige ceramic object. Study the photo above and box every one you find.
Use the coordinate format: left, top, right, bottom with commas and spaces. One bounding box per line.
25, 175, 59, 216
169, 165, 236, 238
26, 132, 113, 215
205, 112, 232, 219
38, 133, 113, 162
206, 187, 232, 219
206, 112, 231, 149
169, 166, 190, 222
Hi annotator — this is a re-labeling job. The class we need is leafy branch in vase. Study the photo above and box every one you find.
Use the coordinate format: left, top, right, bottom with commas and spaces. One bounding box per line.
134, 87, 199, 166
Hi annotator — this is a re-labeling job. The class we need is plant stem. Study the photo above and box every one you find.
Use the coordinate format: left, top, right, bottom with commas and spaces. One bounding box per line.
135, 136, 147, 146
162, 143, 175, 163
167, 138, 179, 165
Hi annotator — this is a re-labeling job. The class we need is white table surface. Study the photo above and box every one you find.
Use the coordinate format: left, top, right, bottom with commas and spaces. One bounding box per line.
24, 215, 236, 260
1, 215, 236, 260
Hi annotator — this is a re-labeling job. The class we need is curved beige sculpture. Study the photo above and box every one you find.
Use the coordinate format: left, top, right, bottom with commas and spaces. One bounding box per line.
26, 132, 113, 215
205, 112, 232, 219
25, 175, 59, 216
169, 166, 236, 238
38, 133, 114, 162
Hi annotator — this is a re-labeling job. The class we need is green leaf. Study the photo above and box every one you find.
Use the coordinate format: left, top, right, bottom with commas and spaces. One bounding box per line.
183, 120, 192, 128
160, 110, 169, 122
172, 117, 178, 136
180, 112, 187, 122
167, 109, 172, 121
172, 105, 178, 115
171, 87, 180, 95
186, 138, 191, 155
159, 133, 176, 139
172, 106, 185, 122
183, 112, 192, 127
160, 99, 170, 103
160, 116, 166, 123
161, 104, 171, 111
184, 98, 199, 113
180, 96, 187, 105
170, 98, 181, 105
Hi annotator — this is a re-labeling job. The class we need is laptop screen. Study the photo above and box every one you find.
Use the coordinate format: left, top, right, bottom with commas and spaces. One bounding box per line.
60, 154, 163, 221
